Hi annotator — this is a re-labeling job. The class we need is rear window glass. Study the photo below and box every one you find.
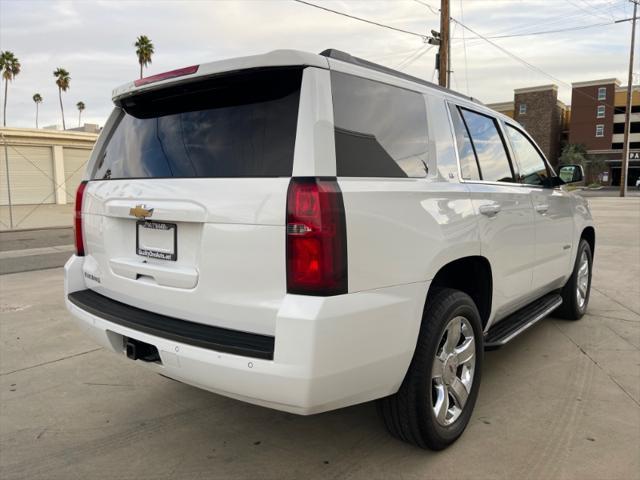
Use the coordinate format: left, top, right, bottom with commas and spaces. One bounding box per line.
448, 104, 480, 180
92, 68, 302, 180
331, 71, 428, 178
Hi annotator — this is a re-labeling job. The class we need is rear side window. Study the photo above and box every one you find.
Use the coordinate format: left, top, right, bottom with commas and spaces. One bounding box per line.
505, 125, 549, 186
448, 105, 480, 180
460, 108, 514, 183
331, 71, 428, 178
93, 68, 302, 180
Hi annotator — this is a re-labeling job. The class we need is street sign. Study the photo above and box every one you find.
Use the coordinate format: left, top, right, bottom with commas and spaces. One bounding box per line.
630, 152, 640, 160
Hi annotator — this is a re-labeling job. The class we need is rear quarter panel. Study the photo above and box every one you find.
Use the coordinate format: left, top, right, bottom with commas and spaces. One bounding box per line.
339, 179, 478, 293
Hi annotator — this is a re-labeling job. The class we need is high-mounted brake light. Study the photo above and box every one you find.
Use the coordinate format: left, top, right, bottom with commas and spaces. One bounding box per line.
74, 181, 88, 256
134, 65, 199, 87
286, 178, 348, 296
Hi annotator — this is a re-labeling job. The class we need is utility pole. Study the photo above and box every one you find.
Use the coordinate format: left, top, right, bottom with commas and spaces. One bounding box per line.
438, 0, 450, 88
620, 0, 638, 197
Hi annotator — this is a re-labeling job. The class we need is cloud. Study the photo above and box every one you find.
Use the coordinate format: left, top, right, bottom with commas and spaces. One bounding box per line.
0, 0, 630, 128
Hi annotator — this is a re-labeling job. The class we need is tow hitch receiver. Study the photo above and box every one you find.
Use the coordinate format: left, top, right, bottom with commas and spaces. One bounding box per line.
124, 337, 161, 363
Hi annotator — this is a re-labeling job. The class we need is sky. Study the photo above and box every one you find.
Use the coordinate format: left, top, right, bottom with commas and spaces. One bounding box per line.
0, 0, 636, 129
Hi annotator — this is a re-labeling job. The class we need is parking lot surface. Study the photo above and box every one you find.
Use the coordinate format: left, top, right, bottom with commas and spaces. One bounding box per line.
1, 197, 639, 480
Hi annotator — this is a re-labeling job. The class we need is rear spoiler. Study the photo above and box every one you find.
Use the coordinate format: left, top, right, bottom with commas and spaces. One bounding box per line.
112, 49, 329, 102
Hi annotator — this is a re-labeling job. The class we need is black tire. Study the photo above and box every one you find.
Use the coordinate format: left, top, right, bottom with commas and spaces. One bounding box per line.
377, 288, 483, 450
555, 239, 593, 320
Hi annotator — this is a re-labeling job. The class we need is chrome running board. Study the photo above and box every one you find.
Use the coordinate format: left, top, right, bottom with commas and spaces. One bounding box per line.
484, 293, 563, 350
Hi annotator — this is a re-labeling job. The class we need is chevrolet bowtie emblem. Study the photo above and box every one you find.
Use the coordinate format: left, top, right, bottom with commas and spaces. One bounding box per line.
129, 205, 154, 219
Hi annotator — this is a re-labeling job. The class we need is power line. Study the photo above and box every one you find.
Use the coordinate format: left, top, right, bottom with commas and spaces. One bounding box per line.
413, 0, 440, 15
291, 0, 438, 76
565, 0, 612, 22
453, 22, 561, 87
580, 0, 626, 21
487, 0, 627, 34
484, 7, 606, 38
590, 0, 619, 21
452, 16, 632, 39
294, 0, 630, 46
414, 1, 623, 109
292, 0, 629, 110
415, 0, 631, 39
399, 45, 436, 71
396, 44, 431, 69
291, 0, 431, 42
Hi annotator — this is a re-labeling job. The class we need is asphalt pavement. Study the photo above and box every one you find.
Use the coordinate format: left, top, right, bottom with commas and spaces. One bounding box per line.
0, 228, 74, 275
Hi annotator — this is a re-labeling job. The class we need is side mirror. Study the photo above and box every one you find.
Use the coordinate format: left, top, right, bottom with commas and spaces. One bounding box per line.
558, 164, 584, 185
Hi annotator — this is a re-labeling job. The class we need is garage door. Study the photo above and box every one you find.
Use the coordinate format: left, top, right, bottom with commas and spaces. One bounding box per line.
63, 147, 92, 201
0, 145, 55, 205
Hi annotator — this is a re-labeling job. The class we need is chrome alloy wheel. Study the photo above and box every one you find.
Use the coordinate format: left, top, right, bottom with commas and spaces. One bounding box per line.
576, 251, 590, 309
431, 316, 476, 427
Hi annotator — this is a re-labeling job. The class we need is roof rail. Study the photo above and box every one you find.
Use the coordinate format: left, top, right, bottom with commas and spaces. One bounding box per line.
319, 48, 478, 103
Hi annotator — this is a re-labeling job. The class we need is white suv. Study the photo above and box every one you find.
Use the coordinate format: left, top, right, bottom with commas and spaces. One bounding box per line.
65, 49, 595, 450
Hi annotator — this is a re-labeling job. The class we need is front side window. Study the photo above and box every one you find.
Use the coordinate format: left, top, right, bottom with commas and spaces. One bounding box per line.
331, 71, 428, 178
596, 124, 604, 137
598, 87, 606, 101
519, 103, 527, 115
505, 125, 549, 186
460, 108, 514, 183
596, 105, 605, 118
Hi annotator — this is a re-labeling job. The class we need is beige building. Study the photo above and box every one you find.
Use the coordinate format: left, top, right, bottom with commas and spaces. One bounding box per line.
0, 127, 98, 206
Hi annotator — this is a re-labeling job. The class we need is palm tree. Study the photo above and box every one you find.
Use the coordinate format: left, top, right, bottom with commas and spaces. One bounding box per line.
53, 68, 70, 130
1, 51, 21, 127
76, 101, 85, 127
32, 93, 42, 128
134, 35, 154, 79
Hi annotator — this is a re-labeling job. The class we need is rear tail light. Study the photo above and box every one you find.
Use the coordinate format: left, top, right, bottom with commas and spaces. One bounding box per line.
74, 181, 88, 256
286, 177, 347, 296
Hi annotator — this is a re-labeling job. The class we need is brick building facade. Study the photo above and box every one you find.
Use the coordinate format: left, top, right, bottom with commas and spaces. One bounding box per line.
487, 78, 640, 187
569, 79, 618, 149
513, 85, 567, 168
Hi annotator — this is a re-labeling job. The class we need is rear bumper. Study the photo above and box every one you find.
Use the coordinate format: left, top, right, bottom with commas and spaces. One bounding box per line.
64, 255, 427, 414
67, 289, 275, 360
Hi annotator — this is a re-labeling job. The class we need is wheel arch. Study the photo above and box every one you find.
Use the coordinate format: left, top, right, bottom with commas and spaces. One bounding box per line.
426, 256, 493, 330
581, 226, 595, 256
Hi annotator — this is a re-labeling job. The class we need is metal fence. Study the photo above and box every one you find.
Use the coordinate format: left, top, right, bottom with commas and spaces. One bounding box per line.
0, 130, 97, 231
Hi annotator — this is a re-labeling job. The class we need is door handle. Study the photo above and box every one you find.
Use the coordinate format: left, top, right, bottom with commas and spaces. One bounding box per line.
535, 204, 549, 215
479, 204, 501, 217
